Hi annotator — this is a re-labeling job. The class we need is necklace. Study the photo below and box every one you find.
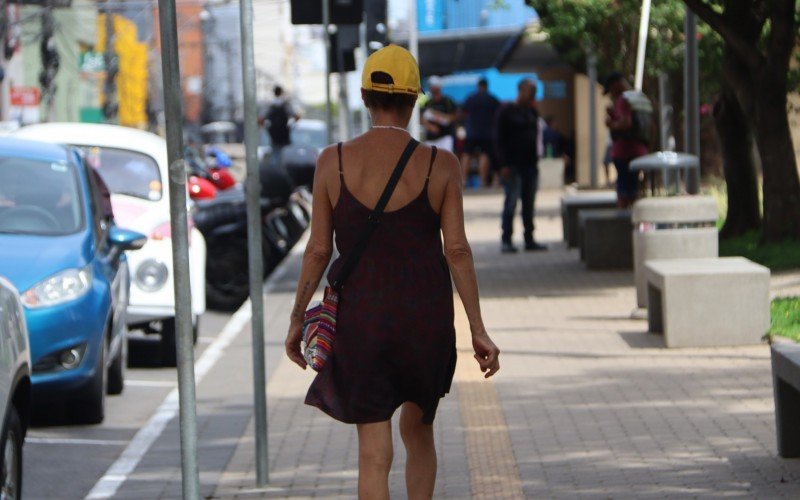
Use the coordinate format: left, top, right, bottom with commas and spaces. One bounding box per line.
371, 125, 409, 133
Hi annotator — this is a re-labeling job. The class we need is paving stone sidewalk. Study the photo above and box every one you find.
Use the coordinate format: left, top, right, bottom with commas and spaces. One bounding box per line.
213, 189, 800, 499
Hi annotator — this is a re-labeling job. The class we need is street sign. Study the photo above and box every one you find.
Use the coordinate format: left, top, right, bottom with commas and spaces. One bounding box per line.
9, 87, 40, 106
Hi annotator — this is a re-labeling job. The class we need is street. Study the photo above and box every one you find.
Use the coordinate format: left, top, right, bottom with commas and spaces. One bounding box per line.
23, 310, 235, 499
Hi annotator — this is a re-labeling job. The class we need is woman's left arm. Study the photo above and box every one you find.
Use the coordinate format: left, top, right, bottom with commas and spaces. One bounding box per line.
285, 147, 337, 369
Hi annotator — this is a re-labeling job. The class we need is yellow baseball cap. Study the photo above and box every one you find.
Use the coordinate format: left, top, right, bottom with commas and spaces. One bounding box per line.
361, 45, 421, 95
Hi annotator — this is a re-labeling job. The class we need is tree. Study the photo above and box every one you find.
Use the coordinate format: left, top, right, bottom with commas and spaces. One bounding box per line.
529, 0, 762, 237
683, 0, 800, 242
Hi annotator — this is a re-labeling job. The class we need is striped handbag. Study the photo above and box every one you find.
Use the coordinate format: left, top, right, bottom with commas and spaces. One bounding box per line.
301, 139, 419, 372
302, 286, 339, 371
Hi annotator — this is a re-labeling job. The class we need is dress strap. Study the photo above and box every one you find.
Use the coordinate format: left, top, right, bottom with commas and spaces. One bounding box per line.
424, 146, 438, 188
337, 142, 344, 180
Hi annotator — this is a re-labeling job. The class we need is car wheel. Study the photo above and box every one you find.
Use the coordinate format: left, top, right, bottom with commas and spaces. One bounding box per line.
75, 342, 106, 425
0, 405, 23, 500
107, 327, 126, 395
160, 318, 177, 367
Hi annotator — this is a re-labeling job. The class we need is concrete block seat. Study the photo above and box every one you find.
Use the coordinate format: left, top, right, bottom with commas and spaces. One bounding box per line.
771, 342, 800, 457
560, 191, 617, 248
645, 257, 770, 348
577, 209, 632, 269
632, 196, 718, 308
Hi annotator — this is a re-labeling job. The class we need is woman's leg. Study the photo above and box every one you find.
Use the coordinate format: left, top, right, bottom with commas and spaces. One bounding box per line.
399, 402, 436, 500
357, 420, 393, 500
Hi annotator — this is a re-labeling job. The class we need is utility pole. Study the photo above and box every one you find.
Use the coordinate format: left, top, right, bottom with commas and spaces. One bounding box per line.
103, 0, 117, 122
322, 0, 332, 144
684, 7, 700, 194
587, 49, 598, 188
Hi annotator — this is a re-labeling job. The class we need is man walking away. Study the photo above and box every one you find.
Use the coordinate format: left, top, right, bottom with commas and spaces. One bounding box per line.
460, 77, 500, 186
260, 85, 300, 164
421, 76, 458, 152
494, 78, 547, 253
603, 72, 651, 208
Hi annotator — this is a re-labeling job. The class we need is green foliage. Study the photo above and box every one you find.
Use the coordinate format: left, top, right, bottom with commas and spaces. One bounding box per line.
528, 0, 723, 98
719, 231, 800, 270
771, 297, 800, 343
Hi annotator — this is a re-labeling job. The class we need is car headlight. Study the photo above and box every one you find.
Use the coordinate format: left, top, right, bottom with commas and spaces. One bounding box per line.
22, 267, 92, 309
135, 259, 169, 292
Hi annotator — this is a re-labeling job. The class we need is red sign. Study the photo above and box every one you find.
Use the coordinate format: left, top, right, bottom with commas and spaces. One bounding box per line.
10, 87, 40, 106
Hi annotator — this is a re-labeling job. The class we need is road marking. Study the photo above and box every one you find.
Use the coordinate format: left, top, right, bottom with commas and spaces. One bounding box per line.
85, 233, 307, 500
124, 380, 176, 388
27, 437, 128, 446
453, 299, 525, 499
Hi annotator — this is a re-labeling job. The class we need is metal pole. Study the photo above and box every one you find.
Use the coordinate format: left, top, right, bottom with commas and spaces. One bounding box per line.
634, 0, 652, 91
658, 71, 672, 151
587, 50, 598, 188
155, 0, 200, 497
322, 0, 333, 144
239, 0, 269, 485
684, 7, 700, 194
408, 0, 420, 140
103, 0, 115, 124
358, 20, 368, 135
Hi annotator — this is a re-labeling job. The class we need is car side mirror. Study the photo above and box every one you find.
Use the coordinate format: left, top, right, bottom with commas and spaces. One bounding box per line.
108, 226, 147, 251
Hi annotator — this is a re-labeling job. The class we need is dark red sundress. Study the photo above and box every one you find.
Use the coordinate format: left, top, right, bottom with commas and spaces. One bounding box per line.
305, 144, 457, 425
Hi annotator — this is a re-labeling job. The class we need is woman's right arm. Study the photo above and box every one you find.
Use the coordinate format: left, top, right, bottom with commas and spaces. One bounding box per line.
285, 147, 337, 369
438, 153, 500, 378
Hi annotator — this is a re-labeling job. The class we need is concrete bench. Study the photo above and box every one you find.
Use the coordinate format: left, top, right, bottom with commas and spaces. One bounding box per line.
561, 191, 617, 248
771, 342, 800, 458
577, 209, 632, 269
632, 196, 718, 309
645, 257, 770, 348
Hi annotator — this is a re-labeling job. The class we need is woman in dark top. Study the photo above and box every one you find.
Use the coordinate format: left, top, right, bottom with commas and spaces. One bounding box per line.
285, 45, 500, 500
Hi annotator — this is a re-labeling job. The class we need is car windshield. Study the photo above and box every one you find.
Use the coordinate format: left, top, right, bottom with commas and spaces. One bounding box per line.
80, 146, 162, 201
0, 156, 84, 235
291, 126, 327, 149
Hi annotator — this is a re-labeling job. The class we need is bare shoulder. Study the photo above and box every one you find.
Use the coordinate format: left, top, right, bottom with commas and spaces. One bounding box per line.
430, 146, 461, 183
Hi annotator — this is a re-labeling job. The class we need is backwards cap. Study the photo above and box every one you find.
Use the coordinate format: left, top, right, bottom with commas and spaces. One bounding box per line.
361, 45, 421, 96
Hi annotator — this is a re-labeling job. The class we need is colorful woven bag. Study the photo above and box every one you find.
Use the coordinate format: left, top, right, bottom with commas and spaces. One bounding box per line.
300, 139, 420, 372
302, 286, 339, 371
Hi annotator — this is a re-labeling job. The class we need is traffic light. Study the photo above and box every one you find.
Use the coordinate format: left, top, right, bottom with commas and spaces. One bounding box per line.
290, 0, 363, 25
364, 0, 387, 54
328, 25, 358, 73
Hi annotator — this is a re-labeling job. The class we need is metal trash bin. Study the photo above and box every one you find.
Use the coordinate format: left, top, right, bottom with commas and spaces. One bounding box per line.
631, 152, 699, 196
632, 195, 718, 310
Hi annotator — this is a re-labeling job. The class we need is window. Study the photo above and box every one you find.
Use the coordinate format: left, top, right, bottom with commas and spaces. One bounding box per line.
80, 146, 162, 201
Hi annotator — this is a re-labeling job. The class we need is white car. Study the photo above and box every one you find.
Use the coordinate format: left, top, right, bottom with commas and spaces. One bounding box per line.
0, 277, 31, 499
14, 124, 206, 366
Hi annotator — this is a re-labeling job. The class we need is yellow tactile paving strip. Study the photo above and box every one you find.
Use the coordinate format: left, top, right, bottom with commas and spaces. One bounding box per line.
454, 298, 525, 499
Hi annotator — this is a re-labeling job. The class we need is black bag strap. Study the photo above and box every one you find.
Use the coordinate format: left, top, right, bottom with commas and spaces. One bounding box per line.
331, 138, 419, 291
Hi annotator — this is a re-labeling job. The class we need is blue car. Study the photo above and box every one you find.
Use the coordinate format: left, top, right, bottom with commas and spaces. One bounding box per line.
0, 137, 146, 424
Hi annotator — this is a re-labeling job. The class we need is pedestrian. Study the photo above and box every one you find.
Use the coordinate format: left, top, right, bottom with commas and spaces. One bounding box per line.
259, 85, 300, 165
459, 77, 501, 187
421, 75, 458, 152
603, 72, 651, 207
285, 45, 499, 499
494, 78, 547, 253
542, 115, 563, 159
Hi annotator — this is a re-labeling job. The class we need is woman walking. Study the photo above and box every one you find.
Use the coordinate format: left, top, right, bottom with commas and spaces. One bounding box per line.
285, 45, 500, 499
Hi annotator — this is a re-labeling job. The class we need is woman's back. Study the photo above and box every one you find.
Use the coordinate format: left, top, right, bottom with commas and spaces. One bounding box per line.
307, 131, 458, 425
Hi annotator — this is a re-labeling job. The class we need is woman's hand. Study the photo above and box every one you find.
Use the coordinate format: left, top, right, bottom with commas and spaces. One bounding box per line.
285, 321, 307, 370
472, 331, 500, 378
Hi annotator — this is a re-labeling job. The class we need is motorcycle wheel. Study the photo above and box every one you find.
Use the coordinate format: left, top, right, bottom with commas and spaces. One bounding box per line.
205, 236, 250, 312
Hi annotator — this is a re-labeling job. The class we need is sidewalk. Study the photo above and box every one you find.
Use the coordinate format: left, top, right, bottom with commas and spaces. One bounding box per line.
212, 189, 800, 499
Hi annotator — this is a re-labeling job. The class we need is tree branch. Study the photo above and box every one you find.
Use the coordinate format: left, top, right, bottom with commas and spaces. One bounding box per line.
682, 0, 762, 70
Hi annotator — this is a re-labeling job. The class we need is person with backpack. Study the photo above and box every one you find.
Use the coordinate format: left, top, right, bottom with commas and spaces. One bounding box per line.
603, 72, 652, 208
260, 85, 300, 164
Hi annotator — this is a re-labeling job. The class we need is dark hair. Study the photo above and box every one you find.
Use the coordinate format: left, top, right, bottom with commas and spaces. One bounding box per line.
477, 78, 488, 88
518, 78, 533, 90
274, 85, 283, 97
363, 90, 417, 112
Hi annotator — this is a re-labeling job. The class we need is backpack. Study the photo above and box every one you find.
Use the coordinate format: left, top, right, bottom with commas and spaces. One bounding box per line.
621, 90, 653, 145
266, 101, 291, 146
